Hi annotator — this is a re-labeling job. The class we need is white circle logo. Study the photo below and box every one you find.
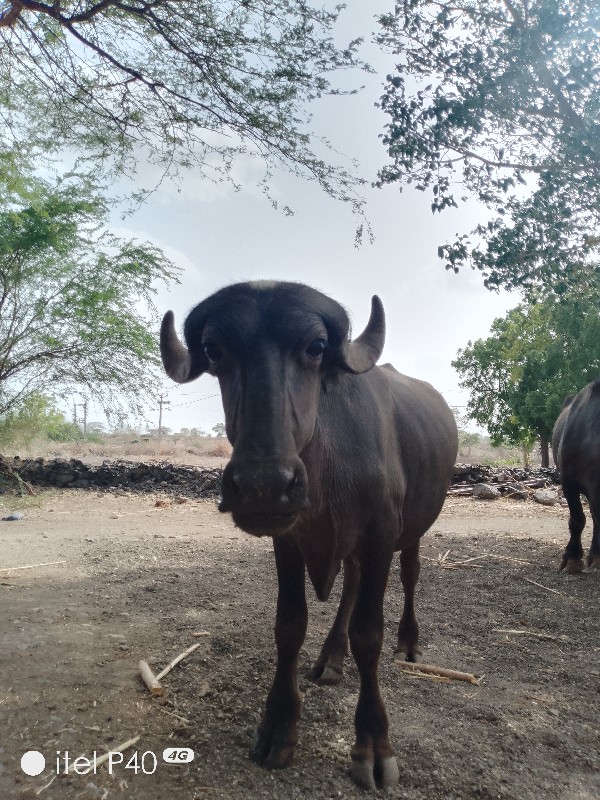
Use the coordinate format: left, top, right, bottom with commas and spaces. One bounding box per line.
21, 750, 46, 776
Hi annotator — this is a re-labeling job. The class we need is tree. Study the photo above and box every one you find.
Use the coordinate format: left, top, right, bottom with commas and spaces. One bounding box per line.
377, 1, 600, 293
452, 292, 600, 466
450, 406, 482, 461
179, 427, 206, 437
212, 422, 226, 438
0, 162, 178, 421
0, 1, 369, 216
0, 392, 66, 448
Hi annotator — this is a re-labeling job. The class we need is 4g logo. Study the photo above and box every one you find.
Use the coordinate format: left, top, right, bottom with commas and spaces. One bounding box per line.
163, 748, 195, 764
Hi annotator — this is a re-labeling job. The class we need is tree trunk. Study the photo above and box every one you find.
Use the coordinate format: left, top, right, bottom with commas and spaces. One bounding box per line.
539, 434, 550, 468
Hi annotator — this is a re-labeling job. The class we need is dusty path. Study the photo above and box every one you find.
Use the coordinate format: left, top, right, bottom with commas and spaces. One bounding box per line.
1, 491, 599, 800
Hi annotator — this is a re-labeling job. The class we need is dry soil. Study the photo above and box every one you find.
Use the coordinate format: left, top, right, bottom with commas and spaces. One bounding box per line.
1, 490, 599, 800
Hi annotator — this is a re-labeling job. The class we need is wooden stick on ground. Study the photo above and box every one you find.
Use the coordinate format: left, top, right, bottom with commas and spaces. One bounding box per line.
492, 554, 532, 565
402, 673, 452, 683
159, 707, 191, 725
94, 736, 141, 769
66, 735, 141, 773
35, 774, 57, 795
139, 661, 164, 696
0, 560, 66, 574
523, 578, 566, 596
395, 661, 481, 685
424, 552, 532, 570
155, 642, 201, 681
493, 628, 568, 642
442, 554, 487, 567
140, 640, 204, 695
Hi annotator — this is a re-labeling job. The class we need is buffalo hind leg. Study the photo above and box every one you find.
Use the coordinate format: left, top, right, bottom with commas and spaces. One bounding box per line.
587, 492, 600, 569
349, 544, 399, 791
396, 543, 422, 661
252, 536, 307, 769
560, 484, 586, 574
309, 556, 360, 685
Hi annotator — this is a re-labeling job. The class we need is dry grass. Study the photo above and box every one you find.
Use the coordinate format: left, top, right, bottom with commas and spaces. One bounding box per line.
206, 441, 232, 458
6, 431, 531, 470
3, 434, 232, 468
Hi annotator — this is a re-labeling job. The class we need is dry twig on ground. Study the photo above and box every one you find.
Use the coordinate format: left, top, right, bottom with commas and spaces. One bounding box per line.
0, 560, 66, 574
139, 660, 164, 696
522, 578, 566, 596
139, 641, 204, 695
395, 661, 481, 685
493, 628, 569, 642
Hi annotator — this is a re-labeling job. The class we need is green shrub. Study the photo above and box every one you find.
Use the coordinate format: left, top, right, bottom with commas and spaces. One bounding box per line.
0, 394, 102, 447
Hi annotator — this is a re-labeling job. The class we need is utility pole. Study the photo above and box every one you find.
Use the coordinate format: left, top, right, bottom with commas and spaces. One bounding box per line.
157, 394, 170, 451
73, 400, 88, 438
82, 400, 88, 439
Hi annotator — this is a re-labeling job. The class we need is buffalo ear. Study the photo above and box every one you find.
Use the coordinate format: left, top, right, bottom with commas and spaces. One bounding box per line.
160, 311, 208, 383
337, 296, 385, 374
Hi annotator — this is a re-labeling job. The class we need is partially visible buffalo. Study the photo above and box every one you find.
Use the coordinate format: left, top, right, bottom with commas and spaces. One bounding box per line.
161, 281, 458, 789
552, 379, 600, 573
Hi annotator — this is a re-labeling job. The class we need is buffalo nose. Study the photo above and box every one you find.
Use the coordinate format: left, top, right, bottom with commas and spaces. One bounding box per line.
219, 459, 307, 516
231, 464, 296, 504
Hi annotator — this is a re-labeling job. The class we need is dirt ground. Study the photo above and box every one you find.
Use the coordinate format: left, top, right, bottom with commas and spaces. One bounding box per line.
1, 488, 599, 800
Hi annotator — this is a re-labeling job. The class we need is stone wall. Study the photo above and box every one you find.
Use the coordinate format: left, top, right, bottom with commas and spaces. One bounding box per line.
1, 456, 561, 502
4, 456, 222, 499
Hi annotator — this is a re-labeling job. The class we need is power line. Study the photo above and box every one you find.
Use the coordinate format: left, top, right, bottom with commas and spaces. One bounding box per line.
168, 393, 221, 409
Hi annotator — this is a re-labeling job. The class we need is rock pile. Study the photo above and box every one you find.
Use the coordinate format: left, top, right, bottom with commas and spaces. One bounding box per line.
450, 464, 561, 502
3, 456, 223, 500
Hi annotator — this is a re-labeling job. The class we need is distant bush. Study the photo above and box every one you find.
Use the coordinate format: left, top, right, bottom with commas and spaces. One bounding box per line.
0, 395, 64, 448
0, 394, 103, 448
46, 420, 84, 442
207, 441, 232, 458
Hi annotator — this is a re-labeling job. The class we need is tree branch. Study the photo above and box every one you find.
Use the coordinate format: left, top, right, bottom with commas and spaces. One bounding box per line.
0, 1, 22, 28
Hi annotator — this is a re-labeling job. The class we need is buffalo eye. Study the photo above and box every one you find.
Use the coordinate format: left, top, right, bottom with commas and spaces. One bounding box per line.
202, 341, 223, 365
305, 338, 328, 360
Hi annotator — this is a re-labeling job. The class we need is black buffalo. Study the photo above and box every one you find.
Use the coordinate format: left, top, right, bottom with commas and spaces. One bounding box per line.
161, 281, 458, 789
552, 379, 600, 573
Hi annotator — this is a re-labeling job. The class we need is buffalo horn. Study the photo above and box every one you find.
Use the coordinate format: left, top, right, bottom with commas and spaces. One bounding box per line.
342, 296, 385, 374
160, 311, 202, 383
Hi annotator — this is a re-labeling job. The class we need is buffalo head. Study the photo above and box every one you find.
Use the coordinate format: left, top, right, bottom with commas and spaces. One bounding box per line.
161, 282, 385, 536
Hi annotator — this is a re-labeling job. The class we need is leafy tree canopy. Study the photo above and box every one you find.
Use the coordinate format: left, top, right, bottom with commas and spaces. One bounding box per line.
452, 289, 600, 464
0, 158, 179, 421
0, 1, 370, 215
377, 1, 600, 293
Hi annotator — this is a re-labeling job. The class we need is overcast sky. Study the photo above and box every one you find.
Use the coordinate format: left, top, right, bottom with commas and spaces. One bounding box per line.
107, 4, 517, 435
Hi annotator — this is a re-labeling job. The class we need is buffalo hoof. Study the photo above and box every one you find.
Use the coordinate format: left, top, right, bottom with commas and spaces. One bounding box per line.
587, 555, 600, 569
395, 641, 422, 663
559, 557, 584, 574
308, 660, 344, 686
351, 754, 399, 791
251, 727, 295, 770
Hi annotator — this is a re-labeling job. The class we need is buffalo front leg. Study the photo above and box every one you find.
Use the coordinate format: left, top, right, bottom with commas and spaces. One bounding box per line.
309, 556, 360, 685
252, 536, 307, 769
349, 545, 399, 791
560, 485, 586, 574
396, 543, 422, 662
